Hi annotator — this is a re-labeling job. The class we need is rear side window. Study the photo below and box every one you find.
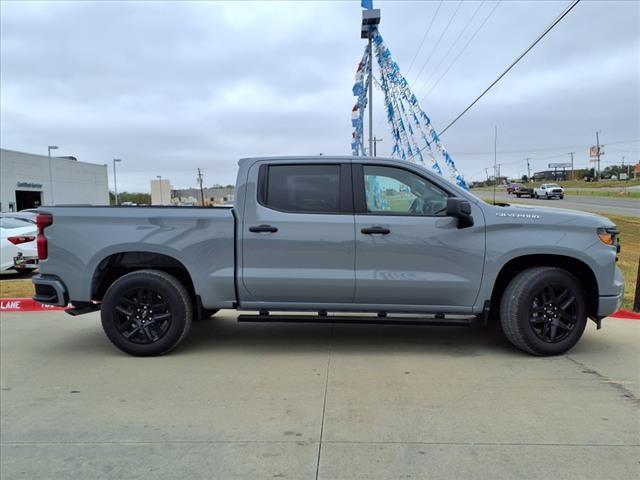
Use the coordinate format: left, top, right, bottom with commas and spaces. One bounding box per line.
264, 165, 341, 213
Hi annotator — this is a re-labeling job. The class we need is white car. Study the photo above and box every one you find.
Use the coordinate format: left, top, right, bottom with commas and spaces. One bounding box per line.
0, 216, 38, 274
534, 183, 564, 200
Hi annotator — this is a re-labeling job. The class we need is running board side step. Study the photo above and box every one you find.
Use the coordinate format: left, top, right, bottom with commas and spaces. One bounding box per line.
237, 314, 474, 327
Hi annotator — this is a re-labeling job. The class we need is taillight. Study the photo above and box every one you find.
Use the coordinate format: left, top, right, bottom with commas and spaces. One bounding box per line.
8, 235, 36, 245
36, 214, 53, 260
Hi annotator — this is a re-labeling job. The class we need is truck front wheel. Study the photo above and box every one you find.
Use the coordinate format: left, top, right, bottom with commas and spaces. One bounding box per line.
101, 270, 193, 356
499, 267, 587, 356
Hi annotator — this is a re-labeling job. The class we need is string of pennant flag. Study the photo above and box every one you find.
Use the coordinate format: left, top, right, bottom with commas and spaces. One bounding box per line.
351, 2, 468, 190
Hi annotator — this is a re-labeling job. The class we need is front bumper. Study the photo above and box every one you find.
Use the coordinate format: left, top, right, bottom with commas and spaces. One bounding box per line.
597, 265, 625, 317
32, 274, 68, 306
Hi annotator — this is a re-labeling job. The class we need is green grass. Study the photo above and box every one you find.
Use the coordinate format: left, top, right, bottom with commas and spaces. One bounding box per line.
607, 215, 639, 310
472, 183, 640, 198
562, 188, 640, 198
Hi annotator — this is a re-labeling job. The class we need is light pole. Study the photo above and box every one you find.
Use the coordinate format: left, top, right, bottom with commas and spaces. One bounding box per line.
113, 159, 122, 205
156, 175, 163, 205
47, 145, 58, 205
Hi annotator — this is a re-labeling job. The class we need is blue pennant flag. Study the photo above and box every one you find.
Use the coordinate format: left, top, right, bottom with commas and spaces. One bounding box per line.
361, 0, 373, 10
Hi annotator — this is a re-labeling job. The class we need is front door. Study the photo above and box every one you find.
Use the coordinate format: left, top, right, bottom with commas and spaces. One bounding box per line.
241, 161, 355, 304
353, 163, 485, 309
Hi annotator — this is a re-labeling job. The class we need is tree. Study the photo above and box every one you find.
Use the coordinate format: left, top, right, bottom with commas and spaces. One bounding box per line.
521, 174, 529, 183
110, 191, 151, 205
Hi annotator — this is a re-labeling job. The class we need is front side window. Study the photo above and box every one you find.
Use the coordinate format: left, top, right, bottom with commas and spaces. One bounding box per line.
363, 165, 449, 215
265, 164, 340, 213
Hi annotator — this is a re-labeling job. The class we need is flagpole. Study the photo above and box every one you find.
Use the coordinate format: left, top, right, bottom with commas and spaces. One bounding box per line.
368, 31, 373, 157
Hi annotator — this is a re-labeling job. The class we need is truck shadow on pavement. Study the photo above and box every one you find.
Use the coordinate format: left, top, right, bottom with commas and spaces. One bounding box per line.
178, 313, 513, 358
45, 313, 518, 358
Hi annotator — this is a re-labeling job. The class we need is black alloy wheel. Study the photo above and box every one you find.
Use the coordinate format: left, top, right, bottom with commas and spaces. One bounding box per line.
113, 287, 172, 344
101, 270, 192, 356
500, 266, 587, 355
528, 284, 578, 343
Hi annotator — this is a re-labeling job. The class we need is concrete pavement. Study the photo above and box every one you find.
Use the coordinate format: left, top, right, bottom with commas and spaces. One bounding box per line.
477, 191, 639, 217
1, 311, 639, 479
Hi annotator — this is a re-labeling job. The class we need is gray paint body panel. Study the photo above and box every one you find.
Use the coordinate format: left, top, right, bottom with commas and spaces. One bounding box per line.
37, 207, 236, 309
36, 156, 624, 317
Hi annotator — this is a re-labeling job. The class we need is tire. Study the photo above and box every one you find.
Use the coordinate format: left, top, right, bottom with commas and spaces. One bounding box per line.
500, 267, 587, 356
534, 193, 538, 199
101, 270, 193, 356
545, 194, 551, 200
516, 194, 521, 198
559, 195, 564, 199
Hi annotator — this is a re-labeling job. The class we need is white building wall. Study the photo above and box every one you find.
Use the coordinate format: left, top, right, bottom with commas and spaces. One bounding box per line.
150, 179, 172, 205
0, 149, 109, 211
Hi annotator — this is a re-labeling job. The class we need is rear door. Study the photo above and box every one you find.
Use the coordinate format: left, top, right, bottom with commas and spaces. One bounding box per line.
240, 161, 356, 304
352, 163, 485, 309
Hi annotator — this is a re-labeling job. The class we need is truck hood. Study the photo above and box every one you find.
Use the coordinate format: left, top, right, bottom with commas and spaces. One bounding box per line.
485, 202, 616, 229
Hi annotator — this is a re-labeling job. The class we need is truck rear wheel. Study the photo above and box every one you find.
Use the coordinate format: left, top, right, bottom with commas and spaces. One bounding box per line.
101, 270, 192, 356
500, 267, 587, 356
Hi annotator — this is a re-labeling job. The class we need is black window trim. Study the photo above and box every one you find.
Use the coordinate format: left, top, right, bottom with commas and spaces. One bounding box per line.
352, 163, 453, 217
257, 162, 353, 215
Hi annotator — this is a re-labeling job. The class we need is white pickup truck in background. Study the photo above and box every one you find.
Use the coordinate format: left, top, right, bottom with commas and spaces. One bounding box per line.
534, 183, 565, 200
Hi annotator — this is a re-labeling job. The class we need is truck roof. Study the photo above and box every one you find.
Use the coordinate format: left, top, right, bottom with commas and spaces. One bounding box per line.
238, 155, 395, 168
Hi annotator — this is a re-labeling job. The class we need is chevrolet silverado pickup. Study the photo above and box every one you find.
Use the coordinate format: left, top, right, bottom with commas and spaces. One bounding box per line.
32, 156, 624, 356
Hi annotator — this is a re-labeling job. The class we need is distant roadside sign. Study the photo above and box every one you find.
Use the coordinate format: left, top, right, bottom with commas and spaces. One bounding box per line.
548, 162, 572, 168
590, 145, 604, 158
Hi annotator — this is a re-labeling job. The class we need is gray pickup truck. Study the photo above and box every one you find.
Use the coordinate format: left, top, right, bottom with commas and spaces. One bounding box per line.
32, 156, 624, 357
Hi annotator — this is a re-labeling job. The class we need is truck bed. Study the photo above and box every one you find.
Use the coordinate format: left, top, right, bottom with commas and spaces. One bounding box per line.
37, 206, 237, 308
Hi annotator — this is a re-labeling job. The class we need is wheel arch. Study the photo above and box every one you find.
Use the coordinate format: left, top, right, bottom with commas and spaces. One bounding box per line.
490, 254, 598, 319
91, 251, 197, 303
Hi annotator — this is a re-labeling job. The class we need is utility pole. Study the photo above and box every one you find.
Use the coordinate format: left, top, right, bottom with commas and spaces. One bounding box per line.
493, 125, 498, 204
568, 152, 574, 180
372, 136, 383, 156
197, 168, 205, 207
525, 158, 531, 181
595, 131, 601, 182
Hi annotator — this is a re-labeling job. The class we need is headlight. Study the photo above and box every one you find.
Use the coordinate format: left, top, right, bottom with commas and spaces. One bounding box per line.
597, 227, 620, 252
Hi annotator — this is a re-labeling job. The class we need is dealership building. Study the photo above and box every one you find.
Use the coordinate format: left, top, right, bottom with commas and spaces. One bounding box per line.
0, 148, 109, 212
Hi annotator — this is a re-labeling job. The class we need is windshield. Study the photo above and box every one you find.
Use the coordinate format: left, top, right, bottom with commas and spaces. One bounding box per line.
547, 184, 560, 188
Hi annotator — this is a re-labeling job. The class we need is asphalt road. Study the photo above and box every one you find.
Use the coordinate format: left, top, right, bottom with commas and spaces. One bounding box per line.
477, 191, 639, 217
1, 311, 639, 479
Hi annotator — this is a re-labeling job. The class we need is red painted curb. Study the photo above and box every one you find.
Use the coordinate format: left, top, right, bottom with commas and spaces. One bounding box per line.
1, 297, 639, 319
0, 298, 67, 312
610, 309, 640, 320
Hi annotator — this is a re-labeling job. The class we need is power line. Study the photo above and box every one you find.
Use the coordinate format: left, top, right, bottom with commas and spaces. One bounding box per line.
449, 138, 640, 156
416, 0, 487, 98
438, 0, 582, 137
410, 0, 464, 88
422, 1, 501, 101
403, 1, 443, 78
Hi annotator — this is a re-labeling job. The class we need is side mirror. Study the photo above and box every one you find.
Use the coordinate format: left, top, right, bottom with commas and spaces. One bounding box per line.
446, 197, 474, 229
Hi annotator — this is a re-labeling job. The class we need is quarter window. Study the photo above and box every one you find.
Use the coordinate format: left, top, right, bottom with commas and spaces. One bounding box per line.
363, 165, 449, 215
264, 164, 341, 213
